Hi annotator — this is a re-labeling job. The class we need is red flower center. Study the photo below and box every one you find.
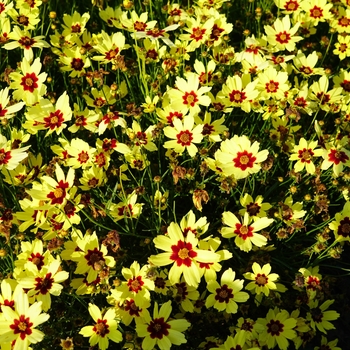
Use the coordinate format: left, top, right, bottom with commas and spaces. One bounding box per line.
117, 204, 133, 217
215, 284, 233, 303
47, 180, 69, 205
0, 149, 11, 166
246, 202, 261, 216
267, 319, 284, 336
134, 21, 147, 31
147, 317, 170, 339
202, 123, 214, 135
255, 273, 268, 286
124, 299, 141, 316
310, 6, 323, 19
234, 223, 254, 240
233, 150, 257, 171
276, 31, 291, 44
0, 104, 8, 117
265, 80, 279, 93
328, 149, 349, 165
210, 24, 224, 41
190, 27, 205, 41
298, 148, 314, 163
182, 91, 198, 107
18, 36, 35, 49
284, 0, 299, 11
84, 247, 105, 268
28, 252, 45, 270
20, 72, 38, 92
10, 315, 33, 340
93, 319, 109, 337
338, 217, 350, 237
105, 48, 119, 60
71, 58, 84, 71
170, 240, 197, 267
176, 130, 193, 146
35, 272, 54, 294
44, 110, 64, 130
127, 276, 144, 293
229, 90, 246, 103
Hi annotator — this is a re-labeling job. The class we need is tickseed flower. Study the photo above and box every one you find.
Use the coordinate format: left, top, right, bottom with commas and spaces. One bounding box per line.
114, 261, 155, 307
180, 17, 214, 50
264, 15, 302, 51
293, 50, 325, 77
70, 231, 116, 283
62, 11, 90, 37
0, 134, 30, 171
256, 308, 297, 350
80, 303, 122, 350
171, 278, 199, 313
9, 57, 47, 106
65, 138, 96, 169
135, 300, 191, 350
206, 268, 249, 314
0, 87, 25, 120
149, 222, 220, 287
306, 299, 340, 334
179, 210, 209, 238
59, 46, 91, 77
195, 111, 228, 143
301, 0, 333, 25
214, 135, 269, 179
132, 24, 179, 47
3, 26, 50, 62
333, 35, 350, 60
163, 115, 204, 158
17, 259, 69, 311
109, 191, 143, 221
290, 138, 323, 174
239, 193, 272, 221
244, 263, 279, 296
321, 143, 350, 177
0, 286, 49, 350
221, 212, 273, 252
0, 279, 17, 313
329, 201, 350, 242
314, 336, 341, 350
167, 73, 211, 116
298, 266, 322, 300
278, 196, 306, 225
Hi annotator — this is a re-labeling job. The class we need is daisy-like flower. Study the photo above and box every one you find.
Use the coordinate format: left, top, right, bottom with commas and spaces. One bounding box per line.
306, 299, 340, 334
0, 0, 13, 18
135, 300, 191, 350
275, 0, 303, 16
179, 209, 209, 238
7, 7, 40, 30
171, 278, 199, 313
180, 17, 214, 50
205, 268, 249, 313
221, 212, 273, 252
17, 259, 69, 311
0, 286, 49, 350
239, 193, 272, 221
0, 87, 24, 120
70, 231, 116, 283
289, 138, 323, 174
0, 279, 17, 313
92, 31, 130, 65
314, 336, 341, 350
79, 303, 122, 350
109, 191, 143, 221
65, 138, 96, 169
9, 57, 47, 106
132, 23, 179, 47
264, 15, 302, 52
217, 74, 259, 113
0, 133, 30, 171
59, 46, 91, 77
193, 59, 216, 86
329, 201, 350, 242
333, 35, 350, 60
62, 11, 90, 37
331, 7, 350, 33
127, 120, 157, 152
83, 85, 116, 109
114, 261, 155, 307
163, 115, 204, 158
301, 0, 333, 26
244, 263, 279, 296
278, 196, 306, 225
149, 222, 220, 287
68, 104, 99, 133
293, 50, 325, 77
320, 142, 350, 177
120, 10, 157, 32
3, 26, 50, 62
256, 66, 290, 100
214, 135, 269, 179
298, 266, 322, 300
79, 166, 106, 191
256, 308, 297, 350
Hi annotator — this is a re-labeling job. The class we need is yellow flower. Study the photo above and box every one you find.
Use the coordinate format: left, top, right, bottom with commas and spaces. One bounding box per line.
109, 191, 143, 221
205, 268, 249, 313
79, 304, 122, 350
333, 35, 350, 60
62, 11, 90, 37
239, 193, 272, 221
135, 300, 190, 350
329, 201, 350, 242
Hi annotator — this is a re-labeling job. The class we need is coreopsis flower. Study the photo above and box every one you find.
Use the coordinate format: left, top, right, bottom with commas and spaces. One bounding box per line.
65, 138, 96, 169
23, 92, 72, 136
0, 0, 13, 18
214, 135, 269, 179
0, 17, 10, 44
207, 14, 233, 47
244, 263, 279, 296
193, 59, 216, 86
27, 163, 75, 207
179, 210, 209, 238
274, 0, 303, 16
98, 5, 123, 28
256, 308, 297, 350
114, 261, 155, 307
153, 190, 169, 211
320, 142, 350, 177
211, 332, 259, 350
293, 50, 325, 77
256, 66, 290, 100
127, 120, 157, 152
167, 73, 211, 116
0, 286, 49, 350
329, 201, 350, 242
332, 7, 350, 33
68, 104, 99, 133
301, 0, 333, 25
239, 193, 272, 221
278, 196, 306, 225
109, 191, 143, 221
120, 10, 157, 32
171, 278, 199, 312
135, 300, 191, 350
314, 336, 341, 350
298, 266, 322, 300
217, 74, 259, 113
17, 259, 69, 311
306, 299, 340, 334
221, 212, 273, 252
9, 57, 47, 106
132, 24, 179, 47
289, 138, 323, 174
59, 46, 91, 77
62, 11, 90, 37
234, 317, 260, 343
180, 17, 214, 50
0, 134, 30, 170
83, 85, 116, 109
333, 35, 350, 60
92, 31, 130, 65
163, 115, 204, 158
205, 268, 249, 314
79, 304, 122, 350
264, 15, 302, 52
0, 279, 17, 313
149, 222, 220, 287
7, 7, 40, 30
79, 166, 106, 190
156, 105, 187, 126
15, 0, 42, 9
70, 231, 116, 283
3, 26, 50, 62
